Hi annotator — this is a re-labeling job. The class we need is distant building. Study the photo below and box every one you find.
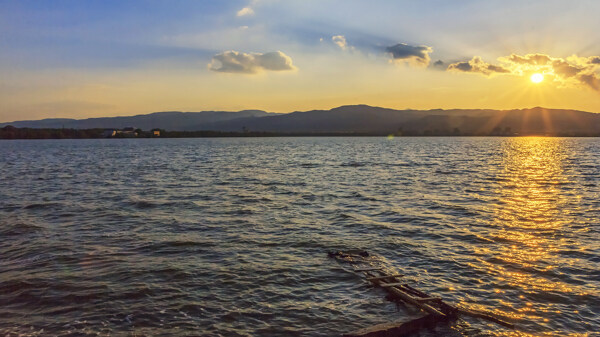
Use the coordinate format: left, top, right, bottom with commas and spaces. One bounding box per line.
117, 127, 138, 137
153, 130, 160, 137
102, 129, 117, 138
103, 127, 138, 137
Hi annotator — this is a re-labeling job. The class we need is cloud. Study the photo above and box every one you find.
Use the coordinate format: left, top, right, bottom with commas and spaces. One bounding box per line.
432, 60, 445, 68
237, 0, 259, 17
551, 59, 581, 78
578, 73, 600, 91
332, 35, 347, 50
236, 7, 254, 17
208, 50, 296, 74
385, 43, 433, 66
502, 53, 600, 91
331, 35, 356, 52
447, 56, 510, 76
447, 53, 600, 91
504, 53, 552, 66
566, 55, 600, 69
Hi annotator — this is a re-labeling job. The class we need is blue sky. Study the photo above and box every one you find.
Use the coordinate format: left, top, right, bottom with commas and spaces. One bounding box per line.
1, 0, 600, 121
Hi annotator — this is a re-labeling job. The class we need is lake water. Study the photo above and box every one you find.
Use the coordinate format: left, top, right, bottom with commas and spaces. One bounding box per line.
0, 137, 598, 337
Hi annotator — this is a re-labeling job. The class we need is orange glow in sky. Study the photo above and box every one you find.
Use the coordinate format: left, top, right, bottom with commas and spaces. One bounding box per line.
0, 1, 599, 122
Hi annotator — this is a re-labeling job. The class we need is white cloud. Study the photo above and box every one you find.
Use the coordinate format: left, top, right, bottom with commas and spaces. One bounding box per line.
208, 50, 296, 74
332, 35, 347, 50
236, 7, 254, 17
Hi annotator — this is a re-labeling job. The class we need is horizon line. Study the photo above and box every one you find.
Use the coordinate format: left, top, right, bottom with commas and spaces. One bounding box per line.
2, 105, 598, 124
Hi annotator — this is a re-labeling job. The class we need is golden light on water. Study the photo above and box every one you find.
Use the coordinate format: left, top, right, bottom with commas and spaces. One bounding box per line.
493, 138, 567, 275
464, 138, 591, 330
473, 138, 588, 296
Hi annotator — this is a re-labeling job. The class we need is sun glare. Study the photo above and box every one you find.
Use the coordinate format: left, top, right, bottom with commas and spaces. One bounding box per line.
530, 73, 544, 83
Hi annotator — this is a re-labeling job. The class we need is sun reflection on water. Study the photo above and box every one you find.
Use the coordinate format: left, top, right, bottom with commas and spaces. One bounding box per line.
467, 138, 589, 332
493, 138, 570, 269
481, 139, 584, 292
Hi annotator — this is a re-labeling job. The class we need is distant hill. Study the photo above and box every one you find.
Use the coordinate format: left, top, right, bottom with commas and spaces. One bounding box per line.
205, 105, 600, 136
0, 110, 271, 131
203, 105, 421, 133
2, 105, 600, 136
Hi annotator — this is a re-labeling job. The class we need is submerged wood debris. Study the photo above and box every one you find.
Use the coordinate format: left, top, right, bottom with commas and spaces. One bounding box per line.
328, 250, 514, 337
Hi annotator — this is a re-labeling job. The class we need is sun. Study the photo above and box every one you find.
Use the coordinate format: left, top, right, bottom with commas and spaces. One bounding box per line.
530, 73, 544, 83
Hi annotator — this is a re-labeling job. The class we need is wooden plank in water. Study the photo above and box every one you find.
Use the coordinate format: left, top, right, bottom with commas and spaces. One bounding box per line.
343, 314, 445, 337
354, 267, 382, 272
330, 251, 515, 330
413, 297, 442, 303
379, 282, 408, 288
361, 271, 446, 317
366, 274, 404, 281
385, 286, 446, 317
457, 307, 515, 329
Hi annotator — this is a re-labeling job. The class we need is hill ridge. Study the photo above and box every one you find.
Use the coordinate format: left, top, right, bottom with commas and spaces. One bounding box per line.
2, 105, 599, 135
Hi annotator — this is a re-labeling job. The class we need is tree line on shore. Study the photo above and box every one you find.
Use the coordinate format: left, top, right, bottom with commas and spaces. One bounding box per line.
2, 125, 599, 139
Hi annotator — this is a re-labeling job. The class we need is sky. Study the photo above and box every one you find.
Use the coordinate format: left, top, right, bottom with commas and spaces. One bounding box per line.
1, 0, 600, 122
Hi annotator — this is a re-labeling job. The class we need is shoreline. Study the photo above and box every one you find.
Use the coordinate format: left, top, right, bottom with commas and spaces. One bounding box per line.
3, 127, 600, 139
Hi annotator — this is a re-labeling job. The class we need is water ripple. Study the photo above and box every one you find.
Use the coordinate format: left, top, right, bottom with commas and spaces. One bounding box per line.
0, 137, 599, 336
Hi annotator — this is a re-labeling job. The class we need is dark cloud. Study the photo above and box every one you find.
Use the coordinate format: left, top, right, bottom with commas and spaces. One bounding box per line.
385, 43, 432, 66
209, 51, 296, 74
449, 61, 472, 72
430, 59, 446, 70
552, 60, 582, 78
447, 56, 509, 76
578, 73, 600, 91
487, 64, 510, 73
506, 53, 552, 65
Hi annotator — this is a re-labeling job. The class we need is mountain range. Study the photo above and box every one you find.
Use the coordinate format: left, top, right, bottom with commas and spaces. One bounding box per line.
3, 105, 600, 136
0, 110, 271, 131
